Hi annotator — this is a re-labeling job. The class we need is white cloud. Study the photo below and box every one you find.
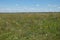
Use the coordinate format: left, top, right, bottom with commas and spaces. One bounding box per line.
47, 4, 60, 12
58, 7, 60, 8
16, 4, 19, 6
48, 4, 57, 7
36, 4, 40, 7
0, 5, 60, 12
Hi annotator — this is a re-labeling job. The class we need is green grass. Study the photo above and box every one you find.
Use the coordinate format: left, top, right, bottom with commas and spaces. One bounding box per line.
0, 12, 60, 40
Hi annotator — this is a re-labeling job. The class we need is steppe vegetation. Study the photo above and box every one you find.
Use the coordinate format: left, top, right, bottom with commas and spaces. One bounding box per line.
0, 12, 60, 40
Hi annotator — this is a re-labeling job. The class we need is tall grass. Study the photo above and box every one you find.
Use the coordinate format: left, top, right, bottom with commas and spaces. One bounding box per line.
0, 12, 60, 40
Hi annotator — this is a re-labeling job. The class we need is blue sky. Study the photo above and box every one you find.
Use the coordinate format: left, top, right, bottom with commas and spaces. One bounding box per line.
0, 0, 60, 12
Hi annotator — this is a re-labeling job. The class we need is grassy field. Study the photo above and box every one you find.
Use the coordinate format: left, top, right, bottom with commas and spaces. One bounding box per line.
0, 12, 60, 40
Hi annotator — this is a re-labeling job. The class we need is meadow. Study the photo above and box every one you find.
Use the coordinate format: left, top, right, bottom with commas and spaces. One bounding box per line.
0, 12, 60, 40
